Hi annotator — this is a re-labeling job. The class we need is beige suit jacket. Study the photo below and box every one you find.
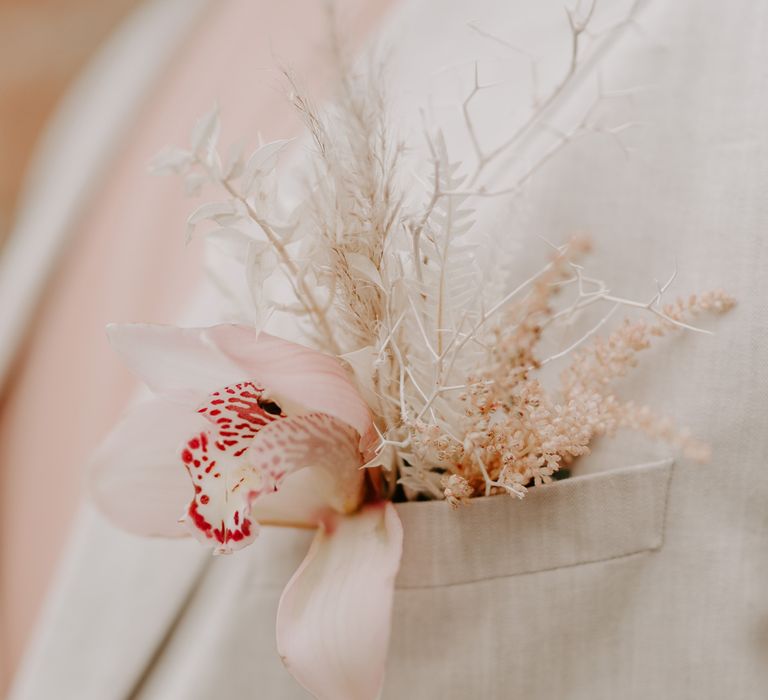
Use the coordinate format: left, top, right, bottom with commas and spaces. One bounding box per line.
9, 0, 768, 698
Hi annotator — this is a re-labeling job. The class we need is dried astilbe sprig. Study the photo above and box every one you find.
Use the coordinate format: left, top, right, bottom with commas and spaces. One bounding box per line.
450, 282, 735, 501
151, 1, 733, 505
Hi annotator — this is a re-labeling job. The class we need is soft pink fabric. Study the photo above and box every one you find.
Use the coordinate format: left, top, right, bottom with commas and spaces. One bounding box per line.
0, 0, 393, 687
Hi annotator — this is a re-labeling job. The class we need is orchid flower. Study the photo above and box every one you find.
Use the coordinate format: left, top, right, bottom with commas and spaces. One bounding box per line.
90, 323, 403, 700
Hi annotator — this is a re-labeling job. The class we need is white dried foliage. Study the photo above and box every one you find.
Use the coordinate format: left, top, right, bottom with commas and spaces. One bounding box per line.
153, 1, 733, 502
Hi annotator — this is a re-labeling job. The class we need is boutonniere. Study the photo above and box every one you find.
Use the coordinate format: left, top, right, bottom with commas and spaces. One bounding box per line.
90, 7, 733, 699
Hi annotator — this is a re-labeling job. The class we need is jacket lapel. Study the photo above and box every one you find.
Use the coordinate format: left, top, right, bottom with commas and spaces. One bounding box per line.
11, 505, 210, 699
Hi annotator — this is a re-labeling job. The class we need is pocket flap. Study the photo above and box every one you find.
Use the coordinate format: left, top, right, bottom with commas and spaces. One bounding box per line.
394, 458, 674, 588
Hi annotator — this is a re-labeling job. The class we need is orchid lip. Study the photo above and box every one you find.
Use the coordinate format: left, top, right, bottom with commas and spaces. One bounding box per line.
179, 380, 284, 553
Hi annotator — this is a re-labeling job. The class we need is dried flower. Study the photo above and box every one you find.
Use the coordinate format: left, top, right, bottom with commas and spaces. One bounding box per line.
442, 474, 473, 508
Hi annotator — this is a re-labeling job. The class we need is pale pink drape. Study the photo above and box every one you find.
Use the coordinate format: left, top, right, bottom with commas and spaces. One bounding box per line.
0, 0, 393, 689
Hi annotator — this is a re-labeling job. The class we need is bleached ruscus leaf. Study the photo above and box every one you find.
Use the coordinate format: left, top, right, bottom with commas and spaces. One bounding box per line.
186, 200, 244, 242
240, 139, 294, 196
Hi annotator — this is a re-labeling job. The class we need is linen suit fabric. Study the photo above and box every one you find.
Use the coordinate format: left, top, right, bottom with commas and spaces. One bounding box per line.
9, 0, 768, 698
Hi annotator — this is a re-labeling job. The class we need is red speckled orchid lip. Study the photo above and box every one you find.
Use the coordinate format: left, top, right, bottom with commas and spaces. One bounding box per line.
180, 380, 365, 554
180, 381, 282, 553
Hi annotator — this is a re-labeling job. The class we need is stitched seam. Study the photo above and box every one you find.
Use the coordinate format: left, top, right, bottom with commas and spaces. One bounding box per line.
396, 547, 660, 590
658, 454, 676, 552
238, 546, 661, 592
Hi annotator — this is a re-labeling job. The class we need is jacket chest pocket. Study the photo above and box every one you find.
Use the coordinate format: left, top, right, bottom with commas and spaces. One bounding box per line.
394, 458, 674, 588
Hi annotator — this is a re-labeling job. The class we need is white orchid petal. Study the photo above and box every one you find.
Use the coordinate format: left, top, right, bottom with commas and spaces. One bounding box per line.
277, 503, 403, 700
89, 398, 208, 537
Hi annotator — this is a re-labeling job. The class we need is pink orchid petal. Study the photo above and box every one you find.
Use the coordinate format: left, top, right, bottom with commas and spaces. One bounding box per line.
248, 412, 366, 525
249, 466, 338, 529
89, 398, 209, 537
276, 503, 403, 700
107, 323, 376, 455
204, 324, 377, 455
107, 323, 245, 407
